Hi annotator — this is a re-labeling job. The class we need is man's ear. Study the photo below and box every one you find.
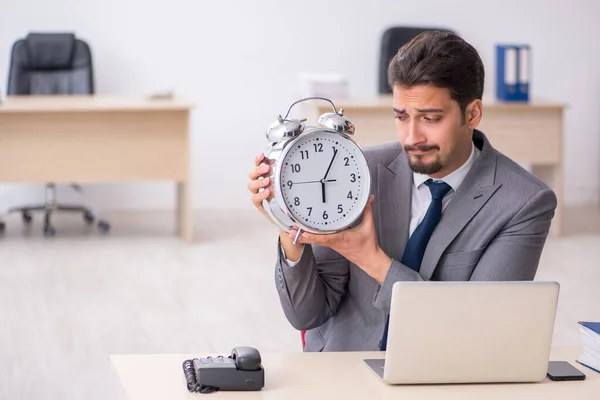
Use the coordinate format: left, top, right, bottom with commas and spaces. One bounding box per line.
466, 99, 483, 129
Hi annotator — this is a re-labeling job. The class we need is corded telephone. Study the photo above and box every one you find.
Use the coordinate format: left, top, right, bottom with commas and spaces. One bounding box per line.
182, 346, 265, 393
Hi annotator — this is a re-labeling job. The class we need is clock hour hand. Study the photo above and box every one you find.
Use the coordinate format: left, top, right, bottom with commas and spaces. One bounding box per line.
320, 177, 338, 203
321, 148, 338, 204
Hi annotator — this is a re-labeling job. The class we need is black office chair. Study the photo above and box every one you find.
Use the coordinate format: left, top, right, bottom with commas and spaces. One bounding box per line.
378, 26, 455, 94
2, 32, 109, 237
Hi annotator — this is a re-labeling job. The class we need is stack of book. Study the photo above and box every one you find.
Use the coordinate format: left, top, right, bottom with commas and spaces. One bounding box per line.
578, 321, 600, 373
297, 73, 349, 101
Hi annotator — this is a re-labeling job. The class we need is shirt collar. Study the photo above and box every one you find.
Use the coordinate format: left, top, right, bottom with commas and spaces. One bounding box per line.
413, 141, 480, 192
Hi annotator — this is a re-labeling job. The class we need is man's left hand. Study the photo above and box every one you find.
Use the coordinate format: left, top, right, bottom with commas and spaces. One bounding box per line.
289, 195, 392, 284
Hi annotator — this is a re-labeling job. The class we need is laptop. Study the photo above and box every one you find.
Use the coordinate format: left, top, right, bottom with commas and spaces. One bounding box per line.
364, 280, 560, 384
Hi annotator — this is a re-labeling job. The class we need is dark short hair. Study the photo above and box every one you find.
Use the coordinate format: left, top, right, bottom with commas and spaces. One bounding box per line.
387, 31, 484, 121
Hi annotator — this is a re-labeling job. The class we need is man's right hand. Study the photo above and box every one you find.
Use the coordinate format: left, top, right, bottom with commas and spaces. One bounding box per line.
248, 152, 274, 217
248, 153, 304, 262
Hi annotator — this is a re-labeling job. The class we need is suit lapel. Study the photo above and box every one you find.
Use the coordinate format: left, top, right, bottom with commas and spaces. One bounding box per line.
419, 131, 502, 280
377, 151, 412, 262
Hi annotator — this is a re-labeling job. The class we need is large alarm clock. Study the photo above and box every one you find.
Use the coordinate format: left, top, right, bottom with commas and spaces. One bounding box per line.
261, 97, 371, 243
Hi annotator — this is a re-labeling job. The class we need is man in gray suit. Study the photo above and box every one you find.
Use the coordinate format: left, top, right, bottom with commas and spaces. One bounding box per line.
248, 31, 557, 352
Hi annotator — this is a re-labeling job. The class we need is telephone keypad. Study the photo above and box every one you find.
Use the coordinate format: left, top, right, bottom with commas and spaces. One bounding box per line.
196, 356, 236, 369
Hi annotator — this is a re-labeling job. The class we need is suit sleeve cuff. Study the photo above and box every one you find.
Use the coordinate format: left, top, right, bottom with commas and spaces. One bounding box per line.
280, 244, 304, 267
372, 258, 423, 314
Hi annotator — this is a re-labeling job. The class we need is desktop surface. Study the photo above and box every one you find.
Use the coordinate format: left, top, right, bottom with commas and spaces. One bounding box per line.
0, 95, 193, 112
111, 347, 598, 399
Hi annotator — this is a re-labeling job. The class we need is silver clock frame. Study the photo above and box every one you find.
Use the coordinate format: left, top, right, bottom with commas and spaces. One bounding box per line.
261, 97, 372, 243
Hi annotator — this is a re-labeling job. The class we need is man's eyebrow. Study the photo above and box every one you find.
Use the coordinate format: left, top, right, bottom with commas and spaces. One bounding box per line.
416, 108, 444, 113
393, 107, 444, 113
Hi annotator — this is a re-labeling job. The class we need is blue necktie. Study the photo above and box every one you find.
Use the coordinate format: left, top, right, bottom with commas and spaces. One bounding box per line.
379, 179, 452, 351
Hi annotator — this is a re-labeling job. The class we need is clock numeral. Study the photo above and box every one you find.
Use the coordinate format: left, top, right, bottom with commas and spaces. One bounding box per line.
307, 207, 312, 216
322, 210, 329, 220
301, 150, 309, 160
332, 146, 338, 152
344, 157, 350, 166
350, 173, 356, 182
347, 191, 353, 199
291, 164, 301, 173
287, 181, 293, 189
337, 204, 343, 214
313, 143, 323, 153
294, 197, 300, 206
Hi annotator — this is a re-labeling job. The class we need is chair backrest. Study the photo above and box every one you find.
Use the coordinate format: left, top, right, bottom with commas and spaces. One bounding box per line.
378, 26, 454, 94
7, 32, 94, 95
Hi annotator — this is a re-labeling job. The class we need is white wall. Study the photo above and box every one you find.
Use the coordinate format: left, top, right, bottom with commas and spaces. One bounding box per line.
1, 0, 599, 213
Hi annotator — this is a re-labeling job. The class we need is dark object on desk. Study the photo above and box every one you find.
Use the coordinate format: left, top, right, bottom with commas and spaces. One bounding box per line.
378, 26, 455, 94
547, 361, 586, 381
2, 32, 110, 237
182, 346, 265, 393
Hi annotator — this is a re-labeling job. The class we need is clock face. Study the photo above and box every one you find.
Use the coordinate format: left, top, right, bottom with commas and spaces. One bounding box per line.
277, 130, 370, 232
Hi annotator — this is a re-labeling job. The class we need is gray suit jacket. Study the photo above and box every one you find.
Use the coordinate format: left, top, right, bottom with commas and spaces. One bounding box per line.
274, 129, 557, 352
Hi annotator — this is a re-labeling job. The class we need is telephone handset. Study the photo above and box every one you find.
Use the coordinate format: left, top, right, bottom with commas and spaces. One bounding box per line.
182, 346, 265, 393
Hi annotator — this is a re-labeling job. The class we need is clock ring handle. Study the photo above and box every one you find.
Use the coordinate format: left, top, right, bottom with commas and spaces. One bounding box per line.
282, 96, 339, 120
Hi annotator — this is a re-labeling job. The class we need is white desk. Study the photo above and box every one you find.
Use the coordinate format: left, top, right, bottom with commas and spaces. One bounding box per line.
0, 95, 194, 241
110, 347, 597, 399
303, 96, 566, 236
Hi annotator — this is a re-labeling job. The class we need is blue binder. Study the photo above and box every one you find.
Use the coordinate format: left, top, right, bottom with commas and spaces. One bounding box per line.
496, 44, 530, 102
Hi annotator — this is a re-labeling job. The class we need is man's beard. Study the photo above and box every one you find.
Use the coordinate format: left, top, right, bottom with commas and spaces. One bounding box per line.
404, 144, 443, 175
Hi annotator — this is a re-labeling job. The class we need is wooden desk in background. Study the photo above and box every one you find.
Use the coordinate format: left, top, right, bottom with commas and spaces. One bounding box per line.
304, 96, 565, 236
110, 347, 598, 399
0, 96, 194, 242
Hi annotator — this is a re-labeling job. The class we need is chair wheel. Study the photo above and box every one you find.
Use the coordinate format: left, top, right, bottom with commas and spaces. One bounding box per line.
98, 221, 110, 233
43, 226, 56, 237
22, 212, 32, 224
0, 222, 5, 234
84, 211, 95, 224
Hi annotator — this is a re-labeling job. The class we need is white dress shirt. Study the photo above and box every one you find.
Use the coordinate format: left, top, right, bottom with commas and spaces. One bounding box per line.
409, 142, 480, 236
283, 142, 480, 265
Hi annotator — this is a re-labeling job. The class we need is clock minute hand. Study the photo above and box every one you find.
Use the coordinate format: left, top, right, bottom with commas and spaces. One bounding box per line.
323, 148, 338, 181
321, 148, 338, 204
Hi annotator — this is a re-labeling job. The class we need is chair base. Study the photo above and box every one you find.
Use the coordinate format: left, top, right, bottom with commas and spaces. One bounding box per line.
0, 184, 110, 237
